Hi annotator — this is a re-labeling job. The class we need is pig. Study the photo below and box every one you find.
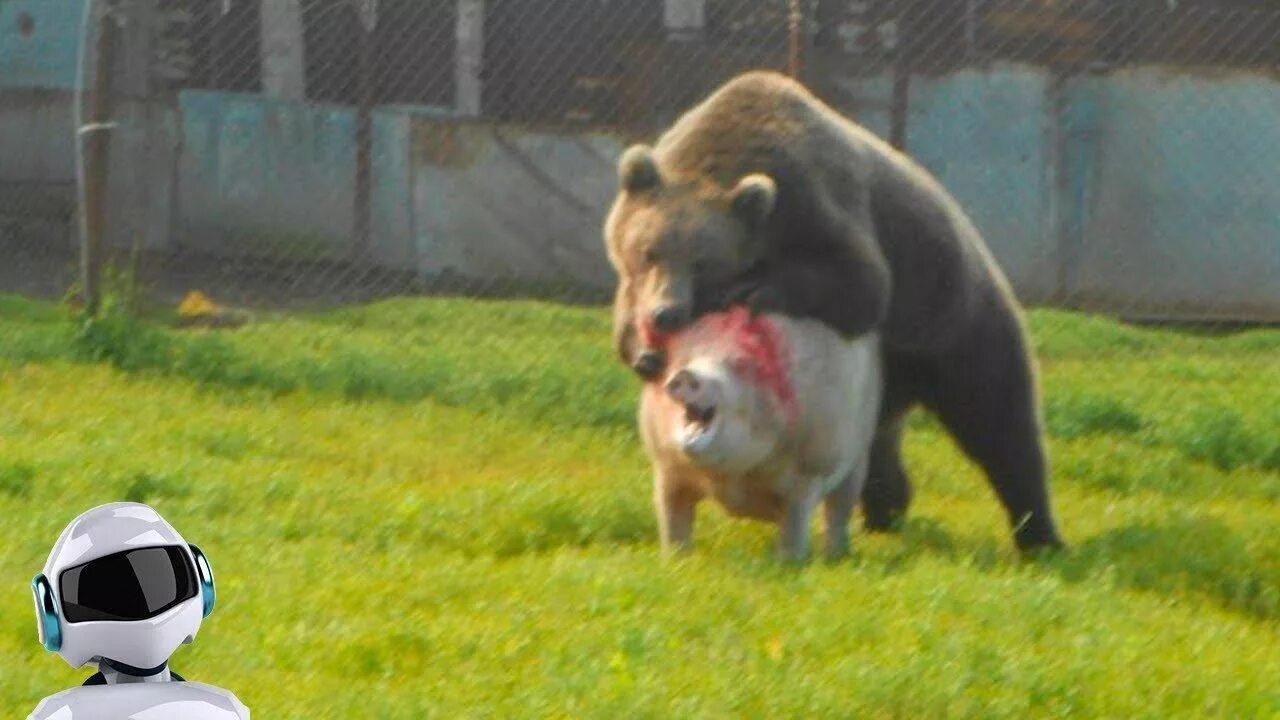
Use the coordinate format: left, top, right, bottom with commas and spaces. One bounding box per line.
637, 305, 882, 561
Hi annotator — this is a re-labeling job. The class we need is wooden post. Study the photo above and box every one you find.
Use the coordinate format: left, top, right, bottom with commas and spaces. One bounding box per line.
788, 0, 803, 79
260, 0, 306, 99
455, 0, 485, 117
81, 1, 119, 316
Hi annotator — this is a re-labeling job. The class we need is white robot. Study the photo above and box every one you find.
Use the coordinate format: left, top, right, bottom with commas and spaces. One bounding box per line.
29, 502, 250, 719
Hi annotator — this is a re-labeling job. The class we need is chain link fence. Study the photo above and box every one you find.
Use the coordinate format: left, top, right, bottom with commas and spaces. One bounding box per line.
2, 0, 1279, 319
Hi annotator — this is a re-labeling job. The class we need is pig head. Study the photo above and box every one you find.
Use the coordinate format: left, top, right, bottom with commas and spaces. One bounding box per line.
637, 307, 883, 561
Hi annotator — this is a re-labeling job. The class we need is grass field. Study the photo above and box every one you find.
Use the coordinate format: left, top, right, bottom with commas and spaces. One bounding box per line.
1, 293, 1278, 718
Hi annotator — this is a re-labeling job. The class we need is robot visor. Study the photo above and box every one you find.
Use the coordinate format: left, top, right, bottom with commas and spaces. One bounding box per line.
59, 546, 198, 623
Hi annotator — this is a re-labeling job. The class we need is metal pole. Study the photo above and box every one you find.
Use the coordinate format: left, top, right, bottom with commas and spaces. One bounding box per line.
82, 0, 118, 316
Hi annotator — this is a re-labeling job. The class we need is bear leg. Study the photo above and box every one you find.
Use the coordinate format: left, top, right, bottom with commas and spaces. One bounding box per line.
861, 416, 913, 532
923, 316, 1064, 552
860, 363, 920, 532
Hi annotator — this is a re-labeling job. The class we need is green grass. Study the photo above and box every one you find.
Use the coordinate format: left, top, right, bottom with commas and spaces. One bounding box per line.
1, 294, 1277, 718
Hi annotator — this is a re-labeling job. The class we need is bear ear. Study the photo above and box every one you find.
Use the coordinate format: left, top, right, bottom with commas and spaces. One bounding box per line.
618, 145, 663, 194
730, 174, 777, 225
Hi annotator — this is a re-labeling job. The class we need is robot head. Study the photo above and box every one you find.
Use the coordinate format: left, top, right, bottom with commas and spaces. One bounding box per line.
31, 502, 216, 672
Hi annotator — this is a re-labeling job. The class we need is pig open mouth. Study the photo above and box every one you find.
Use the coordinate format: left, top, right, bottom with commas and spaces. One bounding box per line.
681, 399, 720, 449
684, 401, 716, 430
678, 404, 721, 458
666, 369, 723, 455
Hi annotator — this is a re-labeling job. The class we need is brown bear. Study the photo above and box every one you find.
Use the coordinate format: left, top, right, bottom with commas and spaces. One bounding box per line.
604, 70, 1064, 552
638, 306, 882, 561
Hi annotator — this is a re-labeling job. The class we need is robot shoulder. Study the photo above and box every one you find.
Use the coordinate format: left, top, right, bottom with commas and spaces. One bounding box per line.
28, 687, 76, 720
28, 683, 249, 719
185, 681, 251, 719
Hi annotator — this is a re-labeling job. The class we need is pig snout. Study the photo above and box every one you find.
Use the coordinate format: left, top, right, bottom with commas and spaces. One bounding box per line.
665, 369, 718, 426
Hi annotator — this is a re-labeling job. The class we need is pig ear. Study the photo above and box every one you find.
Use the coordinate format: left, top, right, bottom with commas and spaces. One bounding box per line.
730, 174, 777, 225
618, 145, 663, 194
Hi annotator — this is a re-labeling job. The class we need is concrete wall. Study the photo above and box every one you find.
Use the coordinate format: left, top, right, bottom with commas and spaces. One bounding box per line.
146, 67, 1280, 319
907, 68, 1058, 303
177, 92, 358, 259
171, 94, 621, 289
0, 89, 76, 184
1067, 70, 1280, 319
0, 1, 81, 187
405, 120, 621, 288
836, 64, 1280, 320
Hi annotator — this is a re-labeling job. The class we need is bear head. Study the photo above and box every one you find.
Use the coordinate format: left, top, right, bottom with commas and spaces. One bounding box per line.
604, 143, 777, 369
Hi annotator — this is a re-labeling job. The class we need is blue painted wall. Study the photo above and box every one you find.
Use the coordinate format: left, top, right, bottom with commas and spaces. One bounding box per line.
852, 63, 1280, 319
172, 92, 619, 286
0, 0, 82, 91
178, 91, 359, 258
407, 122, 621, 285
1068, 70, 1280, 318
907, 67, 1056, 301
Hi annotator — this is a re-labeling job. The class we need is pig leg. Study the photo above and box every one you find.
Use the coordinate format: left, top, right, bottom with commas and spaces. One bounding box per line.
825, 453, 872, 558
778, 482, 823, 562
654, 476, 699, 555
823, 472, 858, 559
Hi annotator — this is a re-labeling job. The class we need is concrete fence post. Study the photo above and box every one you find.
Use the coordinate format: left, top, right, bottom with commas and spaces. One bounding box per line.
260, 0, 306, 100
664, 0, 705, 42
455, 0, 485, 118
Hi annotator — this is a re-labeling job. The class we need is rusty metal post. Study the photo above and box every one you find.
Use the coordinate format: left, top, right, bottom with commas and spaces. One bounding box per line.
81, 0, 119, 316
788, 0, 803, 79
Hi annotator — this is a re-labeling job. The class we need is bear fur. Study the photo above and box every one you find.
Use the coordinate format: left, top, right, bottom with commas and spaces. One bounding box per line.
604, 70, 1063, 552
638, 306, 882, 561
